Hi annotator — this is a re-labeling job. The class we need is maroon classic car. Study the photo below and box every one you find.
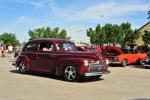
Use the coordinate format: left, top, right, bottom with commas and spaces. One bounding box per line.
15, 38, 105, 81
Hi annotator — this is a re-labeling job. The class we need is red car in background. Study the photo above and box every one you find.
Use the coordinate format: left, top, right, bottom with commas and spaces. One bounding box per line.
101, 46, 147, 67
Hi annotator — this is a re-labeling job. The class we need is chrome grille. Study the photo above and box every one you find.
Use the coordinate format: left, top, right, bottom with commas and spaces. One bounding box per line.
89, 62, 104, 71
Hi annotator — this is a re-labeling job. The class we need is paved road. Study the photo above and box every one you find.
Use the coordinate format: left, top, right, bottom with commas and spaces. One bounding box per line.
0, 54, 150, 100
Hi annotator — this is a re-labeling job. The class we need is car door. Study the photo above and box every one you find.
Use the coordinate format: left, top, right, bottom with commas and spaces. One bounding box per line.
24, 41, 40, 71
35, 41, 56, 73
128, 49, 137, 63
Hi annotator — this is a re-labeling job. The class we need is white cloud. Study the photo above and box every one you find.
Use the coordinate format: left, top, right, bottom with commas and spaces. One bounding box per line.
72, 2, 149, 21
17, 0, 47, 8
66, 25, 90, 44
49, 0, 71, 18
17, 16, 31, 23
49, 1, 149, 22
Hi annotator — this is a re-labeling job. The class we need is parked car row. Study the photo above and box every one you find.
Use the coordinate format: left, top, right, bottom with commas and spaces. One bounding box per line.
14, 38, 149, 82
101, 46, 147, 67
78, 45, 147, 67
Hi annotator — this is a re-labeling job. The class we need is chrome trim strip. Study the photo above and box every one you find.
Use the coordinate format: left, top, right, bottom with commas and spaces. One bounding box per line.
84, 72, 102, 76
144, 64, 150, 67
29, 52, 96, 57
109, 61, 120, 64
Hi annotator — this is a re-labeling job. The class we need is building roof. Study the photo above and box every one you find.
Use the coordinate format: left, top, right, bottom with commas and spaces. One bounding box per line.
138, 21, 150, 31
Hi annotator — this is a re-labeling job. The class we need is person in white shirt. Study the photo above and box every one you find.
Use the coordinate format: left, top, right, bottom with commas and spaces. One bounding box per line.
8, 45, 13, 53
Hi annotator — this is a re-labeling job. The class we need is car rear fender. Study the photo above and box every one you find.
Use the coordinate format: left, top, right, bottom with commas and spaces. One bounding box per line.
16, 55, 30, 71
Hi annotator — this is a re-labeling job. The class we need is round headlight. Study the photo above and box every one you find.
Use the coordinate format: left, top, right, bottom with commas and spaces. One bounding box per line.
146, 58, 149, 62
83, 60, 89, 66
106, 59, 109, 64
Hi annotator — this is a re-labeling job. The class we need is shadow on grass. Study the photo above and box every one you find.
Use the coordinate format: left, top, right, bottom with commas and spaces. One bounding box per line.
10, 70, 104, 83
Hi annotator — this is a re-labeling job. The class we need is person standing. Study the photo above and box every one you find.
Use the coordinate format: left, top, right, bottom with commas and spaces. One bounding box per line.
0, 44, 2, 56
14, 44, 20, 58
8, 45, 13, 53
1, 44, 6, 57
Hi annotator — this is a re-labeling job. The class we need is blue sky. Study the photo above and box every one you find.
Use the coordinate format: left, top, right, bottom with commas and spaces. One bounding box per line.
0, 0, 149, 43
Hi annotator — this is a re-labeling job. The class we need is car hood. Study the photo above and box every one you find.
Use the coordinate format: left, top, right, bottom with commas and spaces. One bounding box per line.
55, 51, 99, 59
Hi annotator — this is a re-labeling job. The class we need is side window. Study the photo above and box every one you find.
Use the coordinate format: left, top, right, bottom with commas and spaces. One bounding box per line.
24, 42, 39, 51
39, 42, 54, 52
55, 42, 78, 51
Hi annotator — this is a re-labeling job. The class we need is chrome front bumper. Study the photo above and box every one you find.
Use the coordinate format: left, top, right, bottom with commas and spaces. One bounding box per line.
109, 61, 120, 64
89, 62, 104, 71
85, 61, 104, 77
143, 64, 150, 67
108, 59, 120, 64
84, 72, 102, 76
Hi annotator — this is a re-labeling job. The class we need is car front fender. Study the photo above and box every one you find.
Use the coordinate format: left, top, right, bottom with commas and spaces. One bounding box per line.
56, 58, 86, 76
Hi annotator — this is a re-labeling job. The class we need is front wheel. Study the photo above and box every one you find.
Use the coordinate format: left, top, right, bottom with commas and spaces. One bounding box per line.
63, 65, 80, 82
18, 61, 26, 74
122, 60, 127, 67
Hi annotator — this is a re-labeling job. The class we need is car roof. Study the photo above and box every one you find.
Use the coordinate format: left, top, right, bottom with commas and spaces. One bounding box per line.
28, 38, 70, 43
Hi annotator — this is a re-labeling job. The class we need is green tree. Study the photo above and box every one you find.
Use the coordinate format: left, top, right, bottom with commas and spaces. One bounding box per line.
58, 29, 67, 39
28, 27, 69, 40
87, 28, 97, 45
87, 24, 107, 45
142, 30, 150, 45
120, 22, 140, 48
87, 22, 140, 47
96, 24, 106, 45
0, 32, 19, 45
102, 24, 113, 44
87, 24, 123, 46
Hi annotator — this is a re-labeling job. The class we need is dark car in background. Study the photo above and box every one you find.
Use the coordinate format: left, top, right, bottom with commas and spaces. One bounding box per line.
143, 59, 150, 69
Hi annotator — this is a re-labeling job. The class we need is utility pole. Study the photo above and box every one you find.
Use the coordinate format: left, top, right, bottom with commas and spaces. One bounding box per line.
99, 15, 104, 27
99, 15, 104, 45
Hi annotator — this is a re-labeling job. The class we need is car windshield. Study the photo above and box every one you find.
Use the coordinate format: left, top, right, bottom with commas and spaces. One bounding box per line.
122, 49, 135, 54
122, 49, 129, 53
55, 42, 78, 51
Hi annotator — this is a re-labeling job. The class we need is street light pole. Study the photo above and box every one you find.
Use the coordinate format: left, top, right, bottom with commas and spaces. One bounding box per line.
99, 15, 104, 45
99, 15, 104, 27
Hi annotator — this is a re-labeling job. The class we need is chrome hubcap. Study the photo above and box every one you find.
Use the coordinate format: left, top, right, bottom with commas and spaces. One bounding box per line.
65, 66, 77, 81
140, 59, 143, 64
123, 60, 126, 66
19, 62, 25, 73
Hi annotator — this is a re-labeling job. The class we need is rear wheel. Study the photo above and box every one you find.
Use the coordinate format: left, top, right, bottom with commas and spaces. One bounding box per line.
18, 61, 26, 74
138, 59, 143, 65
122, 59, 127, 67
63, 65, 80, 82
